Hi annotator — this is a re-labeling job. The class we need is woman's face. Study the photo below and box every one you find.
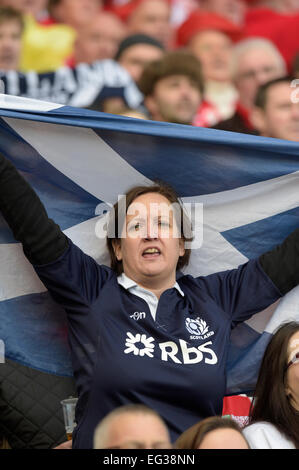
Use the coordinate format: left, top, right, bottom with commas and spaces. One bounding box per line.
113, 192, 185, 287
285, 330, 299, 411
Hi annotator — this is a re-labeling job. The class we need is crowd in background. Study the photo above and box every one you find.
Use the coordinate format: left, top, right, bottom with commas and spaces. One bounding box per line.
0, 0, 298, 141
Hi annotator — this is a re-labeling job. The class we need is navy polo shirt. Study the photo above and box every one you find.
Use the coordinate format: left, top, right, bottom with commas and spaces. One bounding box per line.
34, 239, 281, 449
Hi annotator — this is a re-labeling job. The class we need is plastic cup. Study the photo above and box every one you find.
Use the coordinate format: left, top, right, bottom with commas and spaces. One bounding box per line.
61, 397, 78, 440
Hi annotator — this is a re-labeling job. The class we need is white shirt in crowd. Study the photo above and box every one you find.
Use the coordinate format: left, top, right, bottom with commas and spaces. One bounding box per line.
243, 422, 295, 449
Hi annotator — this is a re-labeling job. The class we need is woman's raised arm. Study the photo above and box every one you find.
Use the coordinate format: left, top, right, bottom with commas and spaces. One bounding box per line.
0, 151, 68, 265
259, 229, 299, 295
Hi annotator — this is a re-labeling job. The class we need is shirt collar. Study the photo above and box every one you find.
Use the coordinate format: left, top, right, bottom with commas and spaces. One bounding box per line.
117, 272, 185, 297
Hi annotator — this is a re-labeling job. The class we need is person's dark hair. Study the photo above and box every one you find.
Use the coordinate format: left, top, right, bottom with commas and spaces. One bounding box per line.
254, 76, 294, 109
0, 6, 24, 31
115, 33, 164, 61
47, 0, 61, 14
138, 50, 204, 97
106, 181, 193, 275
175, 416, 249, 449
248, 321, 299, 448
292, 53, 299, 77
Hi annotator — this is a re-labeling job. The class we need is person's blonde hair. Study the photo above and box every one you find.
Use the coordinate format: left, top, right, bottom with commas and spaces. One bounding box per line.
93, 404, 167, 449
231, 38, 286, 80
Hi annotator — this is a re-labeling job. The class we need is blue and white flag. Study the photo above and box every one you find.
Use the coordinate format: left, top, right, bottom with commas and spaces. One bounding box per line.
0, 94, 298, 395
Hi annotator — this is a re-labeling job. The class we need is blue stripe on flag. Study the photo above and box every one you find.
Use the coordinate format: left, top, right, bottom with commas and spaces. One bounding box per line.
0, 292, 73, 376
96, 129, 299, 196
227, 323, 272, 394
0, 117, 102, 243
0, 107, 298, 197
222, 206, 299, 259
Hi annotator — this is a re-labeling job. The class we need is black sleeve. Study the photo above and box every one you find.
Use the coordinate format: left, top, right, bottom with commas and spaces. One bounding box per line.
0, 151, 68, 265
259, 229, 299, 295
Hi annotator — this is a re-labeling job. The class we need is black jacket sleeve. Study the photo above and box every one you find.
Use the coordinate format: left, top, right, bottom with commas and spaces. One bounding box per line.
259, 229, 299, 295
0, 151, 68, 265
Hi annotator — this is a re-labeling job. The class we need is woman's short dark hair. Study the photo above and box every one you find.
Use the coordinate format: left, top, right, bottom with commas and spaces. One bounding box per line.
248, 321, 299, 448
106, 181, 193, 275
175, 416, 249, 449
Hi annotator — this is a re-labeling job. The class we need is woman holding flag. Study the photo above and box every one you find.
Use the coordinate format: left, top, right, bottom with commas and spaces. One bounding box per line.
0, 150, 298, 448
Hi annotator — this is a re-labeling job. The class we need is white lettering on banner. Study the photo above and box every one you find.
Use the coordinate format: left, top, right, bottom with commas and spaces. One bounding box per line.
291, 79, 299, 104
124, 332, 218, 365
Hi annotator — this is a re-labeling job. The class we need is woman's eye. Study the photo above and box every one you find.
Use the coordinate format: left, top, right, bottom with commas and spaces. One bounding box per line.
158, 220, 170, 227
128, 222, 142, 231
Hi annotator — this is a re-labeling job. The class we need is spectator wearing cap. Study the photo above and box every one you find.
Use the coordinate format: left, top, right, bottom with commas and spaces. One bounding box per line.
66, 11, 127, 67
213, 38, 287, 134
138, 50, 203, 125
112, 0, 172, 48
199, 0, 248, 25
176, 10, 241, 127
244, 0, 299, 72
115, 33, 165, 83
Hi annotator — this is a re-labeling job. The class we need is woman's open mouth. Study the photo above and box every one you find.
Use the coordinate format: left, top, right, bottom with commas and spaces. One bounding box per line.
142, 247, 161, 258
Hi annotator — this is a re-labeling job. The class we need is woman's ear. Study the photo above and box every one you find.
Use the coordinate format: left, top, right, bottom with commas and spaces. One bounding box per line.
112, 239, 122, 261
179, 238, 185, 257
250, 107, 267, 135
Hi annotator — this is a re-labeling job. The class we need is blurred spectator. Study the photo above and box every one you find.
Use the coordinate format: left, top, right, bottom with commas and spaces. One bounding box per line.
251, 76, 299, 142
213, 38, 286, 134
93, 404, 171, 449
138, 50, 203, 125
169, 0, 198, 27
117, 107, 148, 119
68, 11, 126, 67
1, 0, 76, 72
46, 0, 102, 29
248, 0, 299, 13
175, 416, 250, 449
243, 322, 299, 449
115, 33, 164, 83
244, 1, 299, 71
0, 0, 48, 19
0, 6, 23, 70
292, 53, 299, 79
176, 11, 241, 126
199, 0, 248, 25
112, 0, 172, 48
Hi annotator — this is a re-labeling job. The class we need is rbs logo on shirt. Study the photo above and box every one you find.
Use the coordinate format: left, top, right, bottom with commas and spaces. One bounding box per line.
124, 332, 218, 365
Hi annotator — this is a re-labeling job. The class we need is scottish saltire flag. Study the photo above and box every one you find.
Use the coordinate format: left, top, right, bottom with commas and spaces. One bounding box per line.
0, 94, 298, 395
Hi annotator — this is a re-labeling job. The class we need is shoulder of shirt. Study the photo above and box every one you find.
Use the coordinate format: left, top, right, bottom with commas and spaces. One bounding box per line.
243, 421, 295, 449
